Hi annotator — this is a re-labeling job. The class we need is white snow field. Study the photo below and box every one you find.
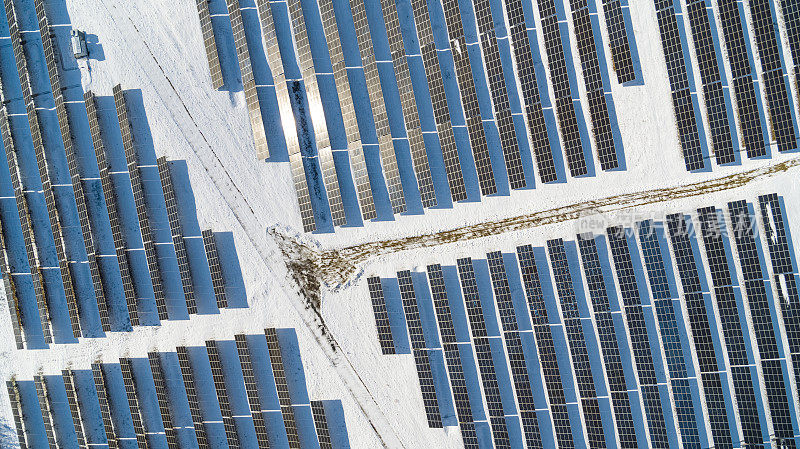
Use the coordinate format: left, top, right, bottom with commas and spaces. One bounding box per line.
1, 0, 800, 447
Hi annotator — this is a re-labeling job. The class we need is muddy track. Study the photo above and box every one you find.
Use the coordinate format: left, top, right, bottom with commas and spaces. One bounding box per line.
274, 157, 800, 298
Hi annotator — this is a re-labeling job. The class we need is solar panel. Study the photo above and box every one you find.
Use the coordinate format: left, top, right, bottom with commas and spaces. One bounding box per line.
34, 376, 57, 448
781, 1, 800, 100
62, 369, 88, 449
749, 0, 797, 152
599, 0, 636, 83
120, 358, 148, 448
157, 157, 196, 314
176, 346, 210, 449
425, 264, 479, 448
396, 271, 443, 428
665, 215, 734, 447
91, 363, 118, 449
758, 193, 793, 274
537, 1, 589, 176
7, 380, 28, 449
456, 258, 511, 447
196, 0, 224, 89
254, 0, 327, 228
366, 276, 395, 354
716, 0, 767, 158
201, 229, 227, 308
575, 236, 638, 447
265, 328, 301, 448
234, 335, 271, 448
0, 218, 24, 349
286, 0, 347, 222
652, 1, 706, 171
226, 0, 270, 159
425, 0, 497, 195
485, 252, 543, 447
363, 0, 436, 207
113, 85, 168, 321
84, 91, 138, 326
147, 352, 179, 448
311, 401, 333, 449
206, 340, 240, 449
602, 230, 671, 447
5, 0, 82, 339
569, 0, 620, 171
684, 0, 737, 164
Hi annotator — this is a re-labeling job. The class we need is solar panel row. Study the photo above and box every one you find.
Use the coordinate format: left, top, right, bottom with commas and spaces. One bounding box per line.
7, 380, 27, 449
537, 0, 589, 177
61, 369, 87, 449
600, 0, 637, 83
206, 339, 240, 448
5, 0, 82, 338
36, 3, 114, 333
176, 345, 211, 449
433, 0, 497, 195
367, 276, 396, 354
148, 352, 179, 448
196, 0, 224, 89
311, 400, 333, 449
114, 85, 169, 321
286, 0, 348, 225
91, 363, 118, 449
0, 204, 25, 349
234, 334, 271, 448
85, 90, 139, 326
120, 358, 149, 448
265, 327, 302, 448
157, 157, 197, 314
202, 228, 228, 308
33, 376, 57, 448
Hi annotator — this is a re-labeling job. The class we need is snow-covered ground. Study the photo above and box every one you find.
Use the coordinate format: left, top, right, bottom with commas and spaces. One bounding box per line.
2, 0, 800, 447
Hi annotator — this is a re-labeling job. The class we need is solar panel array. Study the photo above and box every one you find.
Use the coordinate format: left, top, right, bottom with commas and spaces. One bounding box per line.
367, 194, 800, 447
196, 0, 224, 89
4, 0, 81, 339
8, 332, 350, 448
600, 0, 637, 83
0, 204, 24, 349
202, 228, 228, 308
367, 276, 395, 354
157, 157, 197, 314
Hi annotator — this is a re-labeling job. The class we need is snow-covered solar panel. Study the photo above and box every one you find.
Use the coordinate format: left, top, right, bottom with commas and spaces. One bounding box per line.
286, 0, 347, 223
502, 0, 558, 183
603, 229, 670, 446
716, 0, 767, 158
62, 369, 88, 449
176, 346, 210, 448
425, 267, 479, 448
0, 216, 24, 349
311, 401, 333, 449
265, 328, 301, 448
358, 0, 436, 207
36, 4, 112, 332
366, 276, 395, 354
569, 0, 619, 170
5, 0, 81, 338
148, 352, 179, 448
684, 0, 736, 164
157, 157, 196, 314
7, 380, 28, 449
202, 229, 227, 308
652, 0, 705, 171
429, 0, 497, 195
485, 252, 543, 447
226, 0, 270, 159
34, 376, 57, 448
665, 215, 734, 447
206, 340, 240, 448
749, 0, 797, 152
313, 0, 374, 224
600, 0, 636, 83
254, 0, 320, 230
234, 334, 271, 448
120, 359, 148, 448
85, 91, 138, 326
515, 245, 577, 447
91, 363, 118, 449
637, 221, 703, 447
575, 236, 637, 447
546, 239, 607, 447
113, 85, 168, 321
472, 0, 526, 189
196, 0, 224, 89
781, 1, 800, 96
537, 0, 588, 176
758, 193, 793, 274
396, 271, 443, 428
456, 258, 511, 447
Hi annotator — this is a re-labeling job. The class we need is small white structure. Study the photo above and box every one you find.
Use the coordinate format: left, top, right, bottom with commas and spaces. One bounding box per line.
71, 30, 87, 59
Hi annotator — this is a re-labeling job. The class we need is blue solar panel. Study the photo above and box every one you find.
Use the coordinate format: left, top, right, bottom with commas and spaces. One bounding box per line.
600, 0, 637, 83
